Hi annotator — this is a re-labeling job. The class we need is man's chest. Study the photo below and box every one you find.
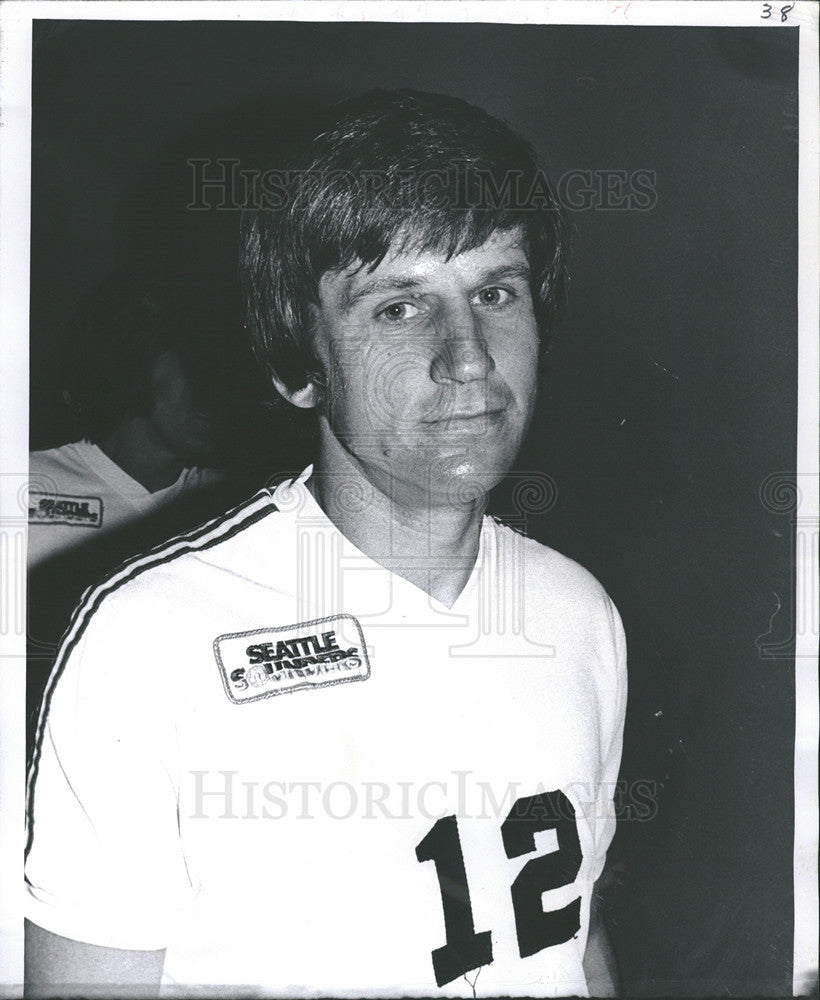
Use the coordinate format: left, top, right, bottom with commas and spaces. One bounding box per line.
164, 604, 604, 996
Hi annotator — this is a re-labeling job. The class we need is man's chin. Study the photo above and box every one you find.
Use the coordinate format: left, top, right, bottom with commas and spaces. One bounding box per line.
331, 435, 516, 507
398, 453, 508, 508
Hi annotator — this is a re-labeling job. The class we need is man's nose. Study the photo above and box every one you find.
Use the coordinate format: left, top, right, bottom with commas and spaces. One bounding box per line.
429, 307, 495, 384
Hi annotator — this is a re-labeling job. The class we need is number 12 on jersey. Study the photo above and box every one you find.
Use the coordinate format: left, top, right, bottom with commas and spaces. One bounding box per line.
415, 790, 583, 987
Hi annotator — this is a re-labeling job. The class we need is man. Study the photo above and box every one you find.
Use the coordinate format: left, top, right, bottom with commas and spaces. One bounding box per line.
28, 278, 228, 573
25, 90, 627, 998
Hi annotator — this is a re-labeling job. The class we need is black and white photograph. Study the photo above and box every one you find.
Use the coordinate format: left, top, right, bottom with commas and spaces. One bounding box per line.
0, 2, 817, 998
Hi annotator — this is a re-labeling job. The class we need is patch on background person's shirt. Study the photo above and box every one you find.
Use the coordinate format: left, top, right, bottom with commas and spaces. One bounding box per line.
28, 492, 103, 528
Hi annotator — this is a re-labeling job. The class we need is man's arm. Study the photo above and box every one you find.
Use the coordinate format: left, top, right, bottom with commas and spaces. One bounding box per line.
24, 920, 164, 999
582, 889, 619, 997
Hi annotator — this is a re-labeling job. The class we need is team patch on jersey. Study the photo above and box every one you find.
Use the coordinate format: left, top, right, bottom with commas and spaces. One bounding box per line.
213, 614, 370, 704
28, 491, 103, 528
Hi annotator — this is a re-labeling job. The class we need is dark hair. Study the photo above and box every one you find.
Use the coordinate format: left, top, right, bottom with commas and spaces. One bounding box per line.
240, 89, 569, 398
61, 276, 178, 441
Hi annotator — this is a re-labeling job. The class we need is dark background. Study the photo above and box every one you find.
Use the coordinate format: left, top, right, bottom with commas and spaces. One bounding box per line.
30, 21, 799, 997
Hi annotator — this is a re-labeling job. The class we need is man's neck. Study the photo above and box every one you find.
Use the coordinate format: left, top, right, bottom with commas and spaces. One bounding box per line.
98, 419, 185, 493
310, 435, 486, 609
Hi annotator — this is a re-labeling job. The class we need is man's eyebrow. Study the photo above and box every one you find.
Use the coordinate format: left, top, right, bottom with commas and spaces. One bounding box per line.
471, 262, 532, 288
341, 276, 425, 312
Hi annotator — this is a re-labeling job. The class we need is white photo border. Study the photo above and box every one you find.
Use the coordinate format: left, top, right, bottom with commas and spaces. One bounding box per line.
0, 2, 817, 995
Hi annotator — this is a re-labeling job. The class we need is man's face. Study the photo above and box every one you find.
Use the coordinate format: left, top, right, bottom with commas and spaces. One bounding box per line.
310, 227, 540, 506
147, 350, 221, 465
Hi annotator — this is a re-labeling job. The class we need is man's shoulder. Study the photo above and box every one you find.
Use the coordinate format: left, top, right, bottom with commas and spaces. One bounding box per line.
35, 491, 288, 714
76, 489, 281, 614
489, 516, 613, 607
29, 440, 85, 476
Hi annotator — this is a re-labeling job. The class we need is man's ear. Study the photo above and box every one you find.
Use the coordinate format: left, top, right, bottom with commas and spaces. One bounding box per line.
270, 370, 318, 410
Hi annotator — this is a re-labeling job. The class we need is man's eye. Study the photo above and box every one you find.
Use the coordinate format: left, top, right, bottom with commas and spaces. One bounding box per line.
473, 287, 513, 307
377, 302, 421, 322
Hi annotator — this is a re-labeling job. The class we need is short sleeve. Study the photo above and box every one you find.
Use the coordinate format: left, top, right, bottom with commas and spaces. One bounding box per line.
590, 596, 628, 883
25, 594, 192, 950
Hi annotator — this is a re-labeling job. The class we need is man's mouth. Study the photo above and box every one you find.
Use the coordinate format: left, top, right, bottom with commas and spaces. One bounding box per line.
422, 407, 506, 430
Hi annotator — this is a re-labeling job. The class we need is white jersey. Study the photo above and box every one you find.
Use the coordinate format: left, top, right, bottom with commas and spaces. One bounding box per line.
27, 439, 224, 569
25, 468, 627, 998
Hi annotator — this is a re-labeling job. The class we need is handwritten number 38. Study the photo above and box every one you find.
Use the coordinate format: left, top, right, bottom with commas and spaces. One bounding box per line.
761, 3, 794, 19
415, 790, 582, 987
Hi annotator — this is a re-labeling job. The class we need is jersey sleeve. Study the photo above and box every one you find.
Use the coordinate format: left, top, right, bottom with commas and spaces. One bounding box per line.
25, 592, 192, 950
590, 596, 628, 883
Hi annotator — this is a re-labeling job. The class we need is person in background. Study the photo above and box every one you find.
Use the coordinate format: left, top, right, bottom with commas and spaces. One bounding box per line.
28, 278, 227, 571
